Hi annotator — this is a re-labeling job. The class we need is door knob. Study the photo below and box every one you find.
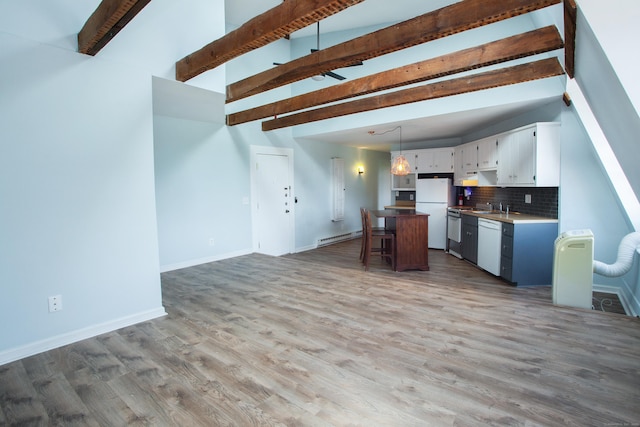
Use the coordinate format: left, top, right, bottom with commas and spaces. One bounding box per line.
285, 210, 290, 213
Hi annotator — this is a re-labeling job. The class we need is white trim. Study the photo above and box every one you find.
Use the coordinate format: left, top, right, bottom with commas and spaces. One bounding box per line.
160, 248, 252, 272
0, 307, 167, 366
296, 244, 317, 253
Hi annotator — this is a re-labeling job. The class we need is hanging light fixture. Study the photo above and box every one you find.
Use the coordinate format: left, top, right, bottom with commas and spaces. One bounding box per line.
390, 126, 411, 176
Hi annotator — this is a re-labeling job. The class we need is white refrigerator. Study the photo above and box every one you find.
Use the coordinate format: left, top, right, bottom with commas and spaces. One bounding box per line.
415, 178, 456, 249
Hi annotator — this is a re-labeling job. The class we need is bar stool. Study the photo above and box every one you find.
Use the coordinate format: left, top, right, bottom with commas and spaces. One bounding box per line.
362, 209, 395, 271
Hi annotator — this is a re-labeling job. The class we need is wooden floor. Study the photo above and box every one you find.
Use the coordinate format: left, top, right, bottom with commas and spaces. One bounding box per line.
2, 239, 640, 426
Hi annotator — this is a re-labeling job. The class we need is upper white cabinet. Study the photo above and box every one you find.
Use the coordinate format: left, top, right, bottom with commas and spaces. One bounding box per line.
477, 137, 498, 171
454, 142, 481, 186
391, 150, 417, 173
392, 148, 454, 175
453, 145, 465, 182
461, 142, 477, 173
392, 122, 559, 189
390, 150, 416, 190
415, 147, 454, 174
496, 122, 560, 187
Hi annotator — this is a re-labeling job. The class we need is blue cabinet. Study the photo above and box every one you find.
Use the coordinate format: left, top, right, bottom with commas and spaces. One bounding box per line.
500, 222, 558, 286
461, 214, 478, 265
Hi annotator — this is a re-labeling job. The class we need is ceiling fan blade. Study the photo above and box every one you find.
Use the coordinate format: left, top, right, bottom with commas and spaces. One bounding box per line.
324, 71, 346, 80
277, 22, 358, 81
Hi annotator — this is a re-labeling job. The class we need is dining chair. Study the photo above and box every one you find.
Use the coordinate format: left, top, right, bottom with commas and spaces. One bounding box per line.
359, 207, 387, 261
362, 209, 395, 271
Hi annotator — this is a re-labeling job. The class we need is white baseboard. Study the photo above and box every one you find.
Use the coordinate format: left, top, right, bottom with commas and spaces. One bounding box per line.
295, 244, 317, 253
160, 249, 252, 272
0, 307, 167, 366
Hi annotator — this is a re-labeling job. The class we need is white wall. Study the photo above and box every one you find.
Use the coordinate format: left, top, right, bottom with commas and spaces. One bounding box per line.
0, 31, 164, 363
154, 116, 253, 270
0, 0, 226, 364
573, 2, 640, 202
153, 111, 390, 269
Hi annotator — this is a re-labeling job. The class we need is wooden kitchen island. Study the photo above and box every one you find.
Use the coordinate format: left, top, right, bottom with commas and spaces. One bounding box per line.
371, 209, 429, 272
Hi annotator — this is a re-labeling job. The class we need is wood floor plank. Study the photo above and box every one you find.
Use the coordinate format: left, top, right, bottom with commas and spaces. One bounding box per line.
1, 239, 639, 425
0, 361, 49, 425
22, 352, 100, 426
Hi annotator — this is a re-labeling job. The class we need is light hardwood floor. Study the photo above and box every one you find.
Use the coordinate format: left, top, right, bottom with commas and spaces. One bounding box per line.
2, 239, 639, 426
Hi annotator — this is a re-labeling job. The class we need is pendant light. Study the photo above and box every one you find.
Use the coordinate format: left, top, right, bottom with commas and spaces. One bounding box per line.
390, 126, 411, 176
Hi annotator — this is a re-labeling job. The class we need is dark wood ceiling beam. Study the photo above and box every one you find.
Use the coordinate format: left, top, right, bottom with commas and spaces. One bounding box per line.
78, 0, 152, 56
261, 57, 565, 131
175, 0, 364, 82
563, 0, 577, 78
227, 26, 564, 126
227, 0, 561, 103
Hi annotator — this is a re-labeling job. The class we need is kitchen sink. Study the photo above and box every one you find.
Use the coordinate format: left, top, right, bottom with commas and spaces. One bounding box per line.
471, 210, 521, 215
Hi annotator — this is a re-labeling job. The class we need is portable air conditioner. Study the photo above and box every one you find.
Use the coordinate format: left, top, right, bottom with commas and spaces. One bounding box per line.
552, 229, 594, 309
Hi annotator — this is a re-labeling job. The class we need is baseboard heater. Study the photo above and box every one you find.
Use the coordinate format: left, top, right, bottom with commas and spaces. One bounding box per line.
317, 231, 360, 247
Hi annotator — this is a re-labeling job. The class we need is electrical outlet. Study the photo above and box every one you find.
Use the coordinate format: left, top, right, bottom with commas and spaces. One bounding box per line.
48, 295, 62, 312
209, 238, 215, 246
525, 194, 532, 204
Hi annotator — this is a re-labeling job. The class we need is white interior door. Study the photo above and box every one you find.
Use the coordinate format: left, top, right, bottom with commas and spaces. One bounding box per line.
251, 146, 294, 256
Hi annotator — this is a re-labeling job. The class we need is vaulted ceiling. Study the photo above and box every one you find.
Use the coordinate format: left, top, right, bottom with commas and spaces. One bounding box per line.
78, 0, 574, 150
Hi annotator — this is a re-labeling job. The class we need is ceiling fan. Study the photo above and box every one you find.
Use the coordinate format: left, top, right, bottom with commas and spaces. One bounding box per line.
273, 21, 363, 81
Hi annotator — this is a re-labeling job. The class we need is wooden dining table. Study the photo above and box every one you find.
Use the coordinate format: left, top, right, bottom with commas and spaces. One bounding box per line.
370, 209, 430, 272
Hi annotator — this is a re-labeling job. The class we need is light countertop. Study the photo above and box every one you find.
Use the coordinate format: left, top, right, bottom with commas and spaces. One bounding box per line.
384, 201, 416, 210
461, 210, 558, 224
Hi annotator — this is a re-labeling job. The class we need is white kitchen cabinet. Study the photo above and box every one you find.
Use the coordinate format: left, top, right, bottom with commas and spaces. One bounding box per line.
393, 149, 418, 173
390, 150, 416, 189
453, 145, 465, 184
461, 142, 477, 173
391, 150, 417, 173
477, 136, 498, 170
496, 122, 559, 187
391, 173, 416, 190
454, 142, 479, 185
431, 148, 454, 173
413, 148, 454, 174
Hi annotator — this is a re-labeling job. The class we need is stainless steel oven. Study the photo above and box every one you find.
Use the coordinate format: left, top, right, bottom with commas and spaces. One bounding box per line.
447, 207, 463, 258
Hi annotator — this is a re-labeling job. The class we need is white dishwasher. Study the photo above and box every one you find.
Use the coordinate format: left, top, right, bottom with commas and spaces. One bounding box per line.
477, 218, 502, 276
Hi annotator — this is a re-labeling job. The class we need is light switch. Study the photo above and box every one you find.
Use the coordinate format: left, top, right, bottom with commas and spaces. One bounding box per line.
525, 194, 532, 204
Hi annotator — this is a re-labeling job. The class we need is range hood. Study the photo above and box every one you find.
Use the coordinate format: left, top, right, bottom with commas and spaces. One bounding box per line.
457, 172, 479, 187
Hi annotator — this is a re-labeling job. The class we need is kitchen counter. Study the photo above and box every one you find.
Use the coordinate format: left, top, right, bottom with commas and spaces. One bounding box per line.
384, 201, 416, 210
371, 210, 429, 271
384, 205, 416, 210
461, 210, 557, 224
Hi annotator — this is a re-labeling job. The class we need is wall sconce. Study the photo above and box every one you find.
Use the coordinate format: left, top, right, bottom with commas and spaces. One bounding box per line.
357, 166, 365, 175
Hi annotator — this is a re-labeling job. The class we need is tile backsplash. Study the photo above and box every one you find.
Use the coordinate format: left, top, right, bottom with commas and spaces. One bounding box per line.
460, 186, 558, 218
